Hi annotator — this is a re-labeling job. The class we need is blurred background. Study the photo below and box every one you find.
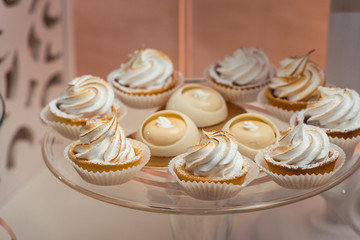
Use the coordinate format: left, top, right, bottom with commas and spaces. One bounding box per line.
73, 0, 329, 78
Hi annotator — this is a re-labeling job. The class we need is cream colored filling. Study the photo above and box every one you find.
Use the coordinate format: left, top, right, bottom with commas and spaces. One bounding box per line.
182, 87, 223, 112
143, 117, 186, 146
230, 120, 276, 149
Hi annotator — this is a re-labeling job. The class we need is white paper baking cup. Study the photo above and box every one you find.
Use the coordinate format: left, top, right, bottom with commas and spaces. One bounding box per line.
108, 70, 184, 109
40, 99, 128, 140
290, 111, 360, 150
168, 155, 259, 201
64, 139, 151, 185
254, 144, 345, 189
40, 106, 81, 140
257, 88, 298, 123
208, 79, 269, 103
204, 65, 273, 103
328, 135, 360, 151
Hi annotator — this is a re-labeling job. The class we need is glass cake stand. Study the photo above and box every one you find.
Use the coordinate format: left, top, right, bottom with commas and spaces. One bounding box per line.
41, 103, 360, 240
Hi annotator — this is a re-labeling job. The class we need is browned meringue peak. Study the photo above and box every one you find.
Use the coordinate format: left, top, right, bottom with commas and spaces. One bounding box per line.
269, 50, 325, 102
51, 75, 115, 119
278, 49, 314, 77
74, 114, 136, 163
113, 47, 174, 90
183, 130, 244, 178
270, 122, 330, 166
209, 47, 272, 86
125, 45, 145, 72
303, 87, 360, 130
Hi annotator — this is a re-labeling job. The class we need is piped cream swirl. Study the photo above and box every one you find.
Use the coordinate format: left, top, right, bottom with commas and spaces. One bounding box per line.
113, 48, 174, 90
243, 121, 259, 131
209, 47, 272, 86
193, 89, 210, 99
156, 116, 174, 128
269, 50, 325, 101
270, 123, 330, 166
303, 87, 360, 130
49, 75, 114, 119
183, 130, 244, 178
73, 115, 137, 164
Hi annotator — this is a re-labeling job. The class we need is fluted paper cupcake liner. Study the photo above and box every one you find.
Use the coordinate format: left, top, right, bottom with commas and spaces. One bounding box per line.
40, 106, 82, 140
204, 65, 274, 103
257, 88, 297, 123
109, 71, 184, 109
64, 139, 150, 185
168, 154, 259, 201
290, 112, 360, 150
40, 99, 127, 140
208, 79, 268, 103
328, 135, 360, 151
254, 144, 345, 189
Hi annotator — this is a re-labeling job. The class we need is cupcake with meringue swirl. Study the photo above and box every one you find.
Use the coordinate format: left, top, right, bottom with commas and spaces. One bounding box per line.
65, 114, 150, 185
108, 47, 182, 108
258, 50, 325, 121
206, 47, 274, 103
169, 130, 259, 200
255, 122, 345, 189
291, 87, 360, 150
41, 75, 126, 140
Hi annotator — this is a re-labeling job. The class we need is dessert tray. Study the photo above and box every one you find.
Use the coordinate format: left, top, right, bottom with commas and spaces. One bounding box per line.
42, 101, 360, 215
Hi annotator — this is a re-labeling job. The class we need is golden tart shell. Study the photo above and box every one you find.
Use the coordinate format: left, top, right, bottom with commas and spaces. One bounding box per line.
263, 148, 339, 176
67, 141, 143, 173
174, 159, 250, 185
264, 87, 309, 111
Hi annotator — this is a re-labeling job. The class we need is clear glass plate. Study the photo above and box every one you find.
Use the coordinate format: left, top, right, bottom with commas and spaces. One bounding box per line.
41, 103, 360, 215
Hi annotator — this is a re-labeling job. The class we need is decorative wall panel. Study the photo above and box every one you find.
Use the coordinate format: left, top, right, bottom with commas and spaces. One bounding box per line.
0, 0, 73, 205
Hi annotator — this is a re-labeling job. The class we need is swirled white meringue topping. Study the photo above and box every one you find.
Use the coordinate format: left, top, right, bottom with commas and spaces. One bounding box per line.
209, 47, 272, 86
269, 50, 325, 101
270, 123, 330, 166
112, 48, 174, 90
183, 130, 245, 178
49, 75, 114, 119
303, 87, 360, 130
73, 114, 137, 164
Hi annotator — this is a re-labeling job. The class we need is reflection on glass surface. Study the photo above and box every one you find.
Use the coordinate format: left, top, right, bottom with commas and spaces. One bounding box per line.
0, 94, 5, 127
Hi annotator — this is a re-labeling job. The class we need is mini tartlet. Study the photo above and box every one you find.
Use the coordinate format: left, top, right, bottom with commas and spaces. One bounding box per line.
291, 87, 360, 150
169, 130, 259, 200
255, 122, 345, 189
136, 110, 199, 157
166, 84, 228, 127
258, 50, 325, 122
222, 113, 280, 160
65, 114, 150, 185
205, 47, 274, 103
108, 47, 182, 108
40, 75, 126, 140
